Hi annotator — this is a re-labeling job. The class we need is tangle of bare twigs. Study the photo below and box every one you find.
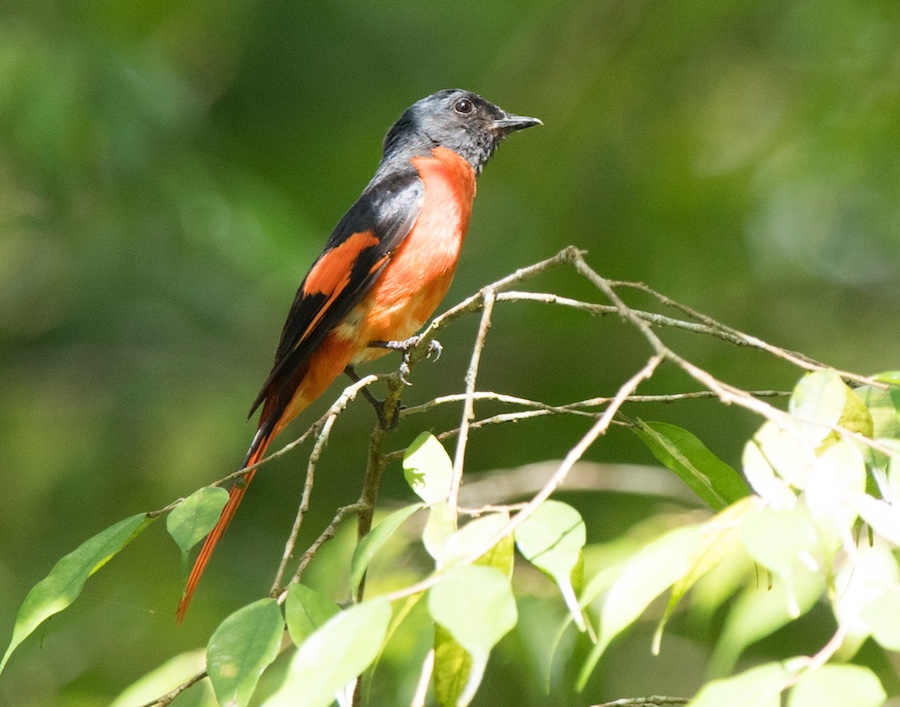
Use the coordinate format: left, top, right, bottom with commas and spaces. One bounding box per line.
144, 246, 870, 706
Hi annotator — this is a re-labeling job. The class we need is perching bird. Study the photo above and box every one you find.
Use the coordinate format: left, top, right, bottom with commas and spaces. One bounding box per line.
176, 89, 540, 622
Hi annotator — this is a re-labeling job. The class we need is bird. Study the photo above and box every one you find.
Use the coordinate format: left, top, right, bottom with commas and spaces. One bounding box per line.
176, 89, 541, 622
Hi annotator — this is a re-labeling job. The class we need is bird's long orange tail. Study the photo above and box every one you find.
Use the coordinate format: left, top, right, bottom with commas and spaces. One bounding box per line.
175, 432, 273, 623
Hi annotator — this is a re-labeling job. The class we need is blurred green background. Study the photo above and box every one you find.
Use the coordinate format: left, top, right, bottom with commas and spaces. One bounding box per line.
2, 0, 899, 705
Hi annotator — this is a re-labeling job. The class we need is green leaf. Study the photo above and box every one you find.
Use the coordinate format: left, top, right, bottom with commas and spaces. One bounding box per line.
874, 371, 900, 386
284, 584, 339, 647
441, 512, 512, 573
428, 565, 517, 706
577, 524, 702, 690
634, 420, 749, 510
264, 597, 392, 707
833, 539, 899, 646
751, 420, 813, 490
835, 388, 874, 439
655, 497, 758, 653
804, 441, 865, 549
433, 623, 473, 707
0, 512, 153, 674
860, 587, 900, 650
740, 507, 819, 577
709, 568, 823, 676
742, 425, 800, 506
423, 501, 457, 561
207, 598, 283, 707
110, 649, 214, 707
428, 565, 517, 656
855, 385, 900, 442
787, 665, 885, 707
789, 369, 847, 446
856, 495, 900, 545
403, 432, 453, 504
740, 506, 820, 617
350, 503, 423, 596
167, 486, 229, 569
690, 661, 798, 707
515, 500, 587, 630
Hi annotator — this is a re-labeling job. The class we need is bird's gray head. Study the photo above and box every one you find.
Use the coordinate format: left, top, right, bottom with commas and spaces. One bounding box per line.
382, 89, 541, 173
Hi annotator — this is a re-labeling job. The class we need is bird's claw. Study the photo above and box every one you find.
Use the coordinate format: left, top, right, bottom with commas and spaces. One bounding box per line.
370, 335, 443, 386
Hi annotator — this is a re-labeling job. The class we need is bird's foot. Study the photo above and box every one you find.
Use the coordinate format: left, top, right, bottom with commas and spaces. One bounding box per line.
369, 336, 442, 385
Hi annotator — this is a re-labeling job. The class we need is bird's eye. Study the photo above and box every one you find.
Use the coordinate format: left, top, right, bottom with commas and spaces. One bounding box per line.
454, 98, 474, 115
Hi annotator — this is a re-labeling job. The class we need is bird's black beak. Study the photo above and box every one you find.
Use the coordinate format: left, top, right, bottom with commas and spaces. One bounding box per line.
493, 113, 543, 132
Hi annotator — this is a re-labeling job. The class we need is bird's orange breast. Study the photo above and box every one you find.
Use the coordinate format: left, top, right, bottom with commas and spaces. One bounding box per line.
343, 146, 477, 358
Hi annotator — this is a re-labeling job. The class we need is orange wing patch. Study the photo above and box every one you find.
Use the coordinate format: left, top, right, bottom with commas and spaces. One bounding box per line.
291, 230, 381, 347
303, 231, 380, 296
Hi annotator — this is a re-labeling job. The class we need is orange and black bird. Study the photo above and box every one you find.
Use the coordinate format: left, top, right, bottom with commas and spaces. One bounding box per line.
176, 89, 540, 621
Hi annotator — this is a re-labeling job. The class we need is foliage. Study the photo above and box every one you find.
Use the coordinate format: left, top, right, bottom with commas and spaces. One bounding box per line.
4, 2, 900, 705
4, 247, 900, 705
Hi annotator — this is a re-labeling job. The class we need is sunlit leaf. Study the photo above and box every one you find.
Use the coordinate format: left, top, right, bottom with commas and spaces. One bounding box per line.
834, 538, 899, 643
834, 387, 874, 439
655, 498, 759, 653
740, 507, 820, 579
690, 661, 799, 707
428, 565, 517, 656
634, 420, 749, 510
855, 495, 900, 545
789, 369, 846, 447
740, 507, 822, 618
423, 501, 457, 561
403, 432, 453, 504
350, 503, 423, 596
577, 524, 702, 690
441, 513, 512, 574
860, 587, 900, 651
787, 665, 885, 707
805, 441, 866, 549
0, 513, 153, 674
284, 583, 339, 647
742, 429, 798, 508
752, 419, 813, 490
709, 568, 823, 676
110, 649, 215, 707
428, 565, 517, 705
264, 597, 392, 707
167, 486, 229, 569
515, 501, 587, 630
207, 598, 283, 707
874, 371, 900, 386
855, 385, 900, 442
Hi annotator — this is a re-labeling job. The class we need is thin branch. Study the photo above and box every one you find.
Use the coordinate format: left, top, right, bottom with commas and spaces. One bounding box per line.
450, 287, 495, 516
139, 669, 208, 707
593, 697, 688, 707
610, 280, 883, 388
270, 374, 380, 594
277, 502, 367, 601
410, 649, 435, 707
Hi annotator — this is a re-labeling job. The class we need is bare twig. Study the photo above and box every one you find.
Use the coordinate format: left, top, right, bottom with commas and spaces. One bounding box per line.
139, 669, 208, 707
270, 374, 380, 594
593, 697, 688, 707
610, 280, 883, 388
410, 649, 435, 707
450, 287, 495, 516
